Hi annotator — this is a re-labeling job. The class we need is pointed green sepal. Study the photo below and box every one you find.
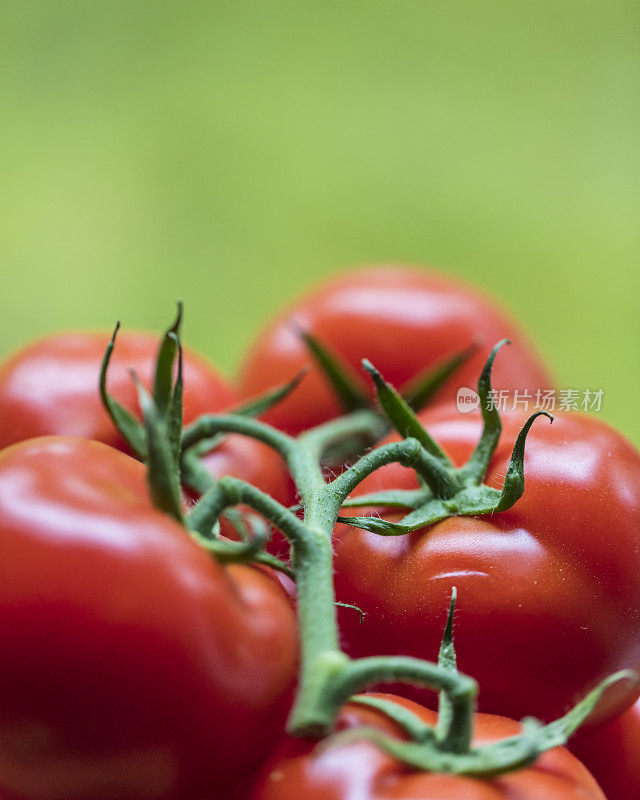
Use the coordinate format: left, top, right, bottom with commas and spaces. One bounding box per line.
403, 342, 478, 412
131, 370, 183, 524
185, 369, 308, 459
233, 367, 308, 418
153, 301, 183, 417
336, 514, 420, 535
436, 588, 458, 744
341, 487, 432, 510
438, 588, 458, 673
461, 339, 509, 483
99, 322, 147, 459
167, 333, 184, 464
297, 326, 370, 413
542, 669, 638, 747
148, 303, 185, 465
495, 411, 553, 512
362, 359, 452, 467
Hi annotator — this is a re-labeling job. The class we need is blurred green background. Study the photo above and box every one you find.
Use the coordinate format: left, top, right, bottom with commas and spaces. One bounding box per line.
1, 1, 638, 442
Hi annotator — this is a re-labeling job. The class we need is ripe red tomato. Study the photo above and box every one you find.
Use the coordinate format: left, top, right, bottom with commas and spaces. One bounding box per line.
238, 266, 553, 434
247, 694, 605, 799
569, 699, 640, 800
0, 331, 236, 451
334, 406, 640, 726
0, 331, 295, 506
0, 437, 298, 800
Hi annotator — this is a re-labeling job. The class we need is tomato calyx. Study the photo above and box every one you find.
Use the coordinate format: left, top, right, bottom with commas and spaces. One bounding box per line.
320, 591, 635, 777
101, 307, 295, 577
299, 326, 478, 417
338, 341, 553, 534
292, 327, 477, 463
100, 302, 307, 497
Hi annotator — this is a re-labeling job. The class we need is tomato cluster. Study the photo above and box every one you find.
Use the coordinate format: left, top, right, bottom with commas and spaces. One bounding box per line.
0, 265, 637, 800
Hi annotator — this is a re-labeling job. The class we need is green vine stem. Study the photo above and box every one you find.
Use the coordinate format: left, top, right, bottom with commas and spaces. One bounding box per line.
103, 313, 636, 778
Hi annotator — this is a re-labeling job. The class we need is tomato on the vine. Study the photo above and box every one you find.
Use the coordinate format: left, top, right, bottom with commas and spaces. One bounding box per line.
569, 699, 640, 800
238, 266, 553, 434
0, 436, 298, 800
0, 332, 236, 450
247, 694, 605, 800
334, 405, 640, 726
0, 331, 295, 506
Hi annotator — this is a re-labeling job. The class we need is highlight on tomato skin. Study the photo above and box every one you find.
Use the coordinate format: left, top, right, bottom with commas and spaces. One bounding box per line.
0, 330, 297, 508
569, 698, 640, 800
0, 436, 299, 800
0, 331, 237, 452
238, 265, 554, 435
333, 403, 640, 727
246, 694, 607, 800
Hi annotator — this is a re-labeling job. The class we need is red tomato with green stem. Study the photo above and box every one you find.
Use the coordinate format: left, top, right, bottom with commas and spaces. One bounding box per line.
238, 266, 553, 434
569, 699, 640, 800
0, 331, 236, 450
247, 694, 606, 800
0, 330, 295, 506
0, 436, 298, 800
334, 404, 640, 726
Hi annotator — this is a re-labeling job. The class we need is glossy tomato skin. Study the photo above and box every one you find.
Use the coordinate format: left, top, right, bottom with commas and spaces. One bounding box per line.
0, 331, 295, 506
569, 699, 640, 800
334, 406, 640, 726
247, 694, 605, 800
238, 266, 553, 434
0, 332, 236, 451
0, 437, 298, 800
